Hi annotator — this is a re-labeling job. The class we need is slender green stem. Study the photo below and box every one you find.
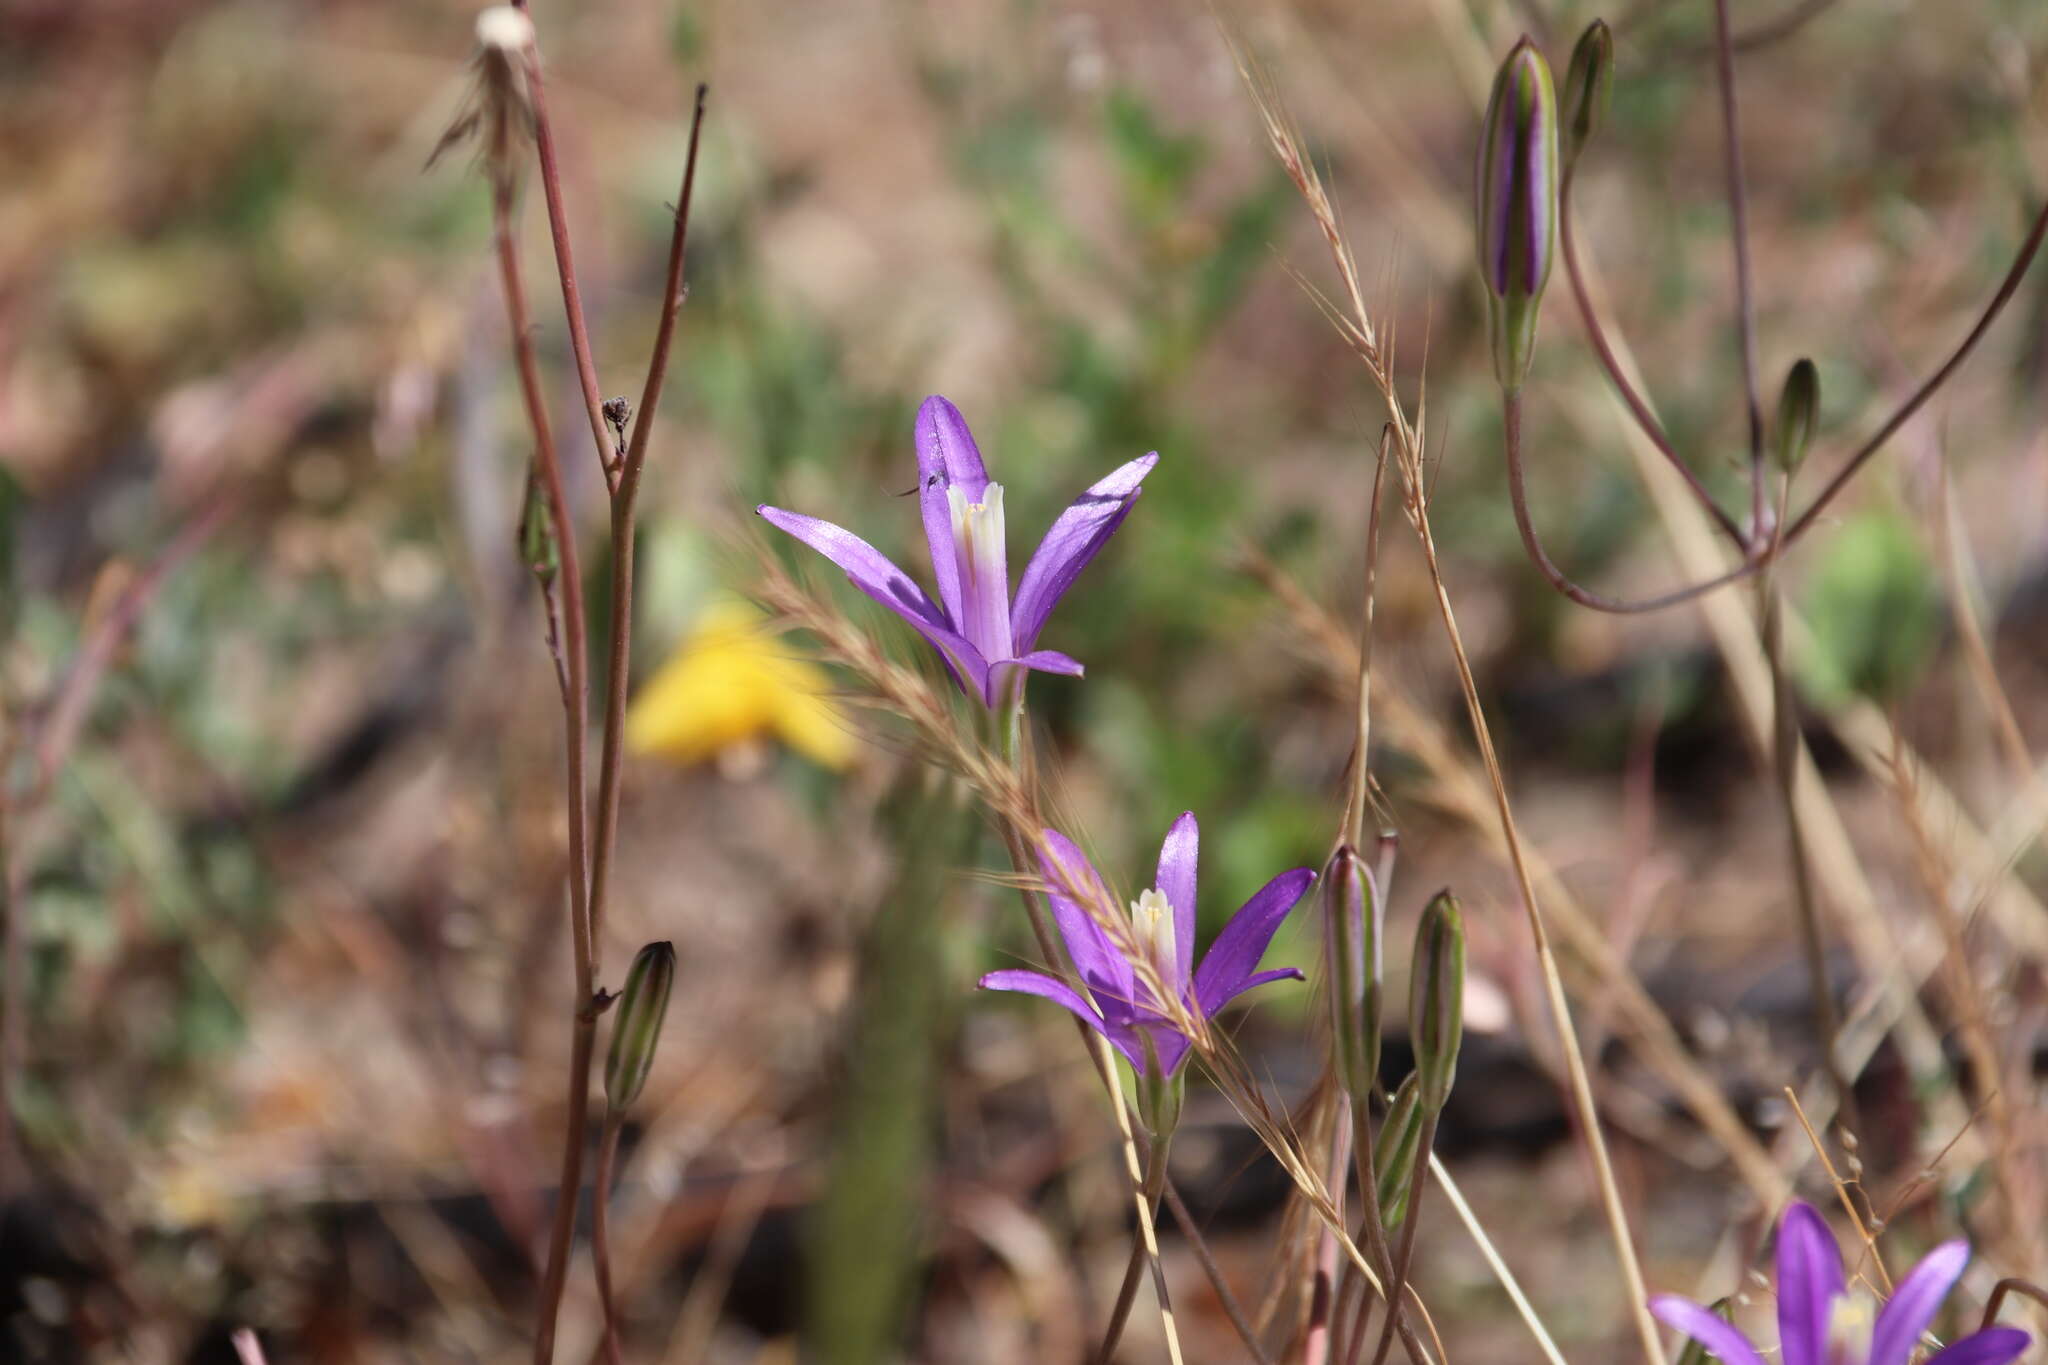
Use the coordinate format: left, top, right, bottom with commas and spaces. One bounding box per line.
1365, 1111, 1437, 1365
592, 1112, 625, 1365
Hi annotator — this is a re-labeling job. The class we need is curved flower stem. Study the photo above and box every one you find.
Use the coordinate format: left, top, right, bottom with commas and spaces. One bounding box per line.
1365, 1111, 1437, 1365
1558, 168, 1747, 550
1782, 192, 2048, 544
591, 1111, 626, 1365
1709, 0, 1768, 537
1982, 1278, 2048, 1331
1503, 391, 1763, 613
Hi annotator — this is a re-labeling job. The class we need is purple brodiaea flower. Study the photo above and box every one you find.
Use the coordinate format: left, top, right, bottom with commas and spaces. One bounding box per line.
756, 395, 1157, 707
979, 813, 1316, 1075
1651, 1201, 2029, 1365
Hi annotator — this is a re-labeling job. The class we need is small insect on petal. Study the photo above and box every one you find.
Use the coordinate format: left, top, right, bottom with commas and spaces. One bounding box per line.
605, 941, 677, 1113
1475, 38, 1561, 390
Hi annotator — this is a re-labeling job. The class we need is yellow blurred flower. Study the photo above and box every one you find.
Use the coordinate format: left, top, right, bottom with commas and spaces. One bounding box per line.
625, 598, 856, 771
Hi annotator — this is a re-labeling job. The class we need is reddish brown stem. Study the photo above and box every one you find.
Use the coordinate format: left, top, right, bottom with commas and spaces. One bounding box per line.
494, 177, 597, 1365
1709, 0, 1768, 538
1503, 391, 1764, 613
512, 29, 617, 490
587, 85, 708, 959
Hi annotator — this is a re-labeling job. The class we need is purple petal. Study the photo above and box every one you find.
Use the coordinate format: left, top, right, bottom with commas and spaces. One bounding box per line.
1137, 1023, 1191, 1077
914, 396, 989, 623
1871, 1241, 1970, 1365
757, 506, 989, 695
979, 969, 1142, 1069
1200, 965, 1305, 1015
1926, 1328, 2031, 1365
1009, 453, 1158, 654
1036, 830, 1135, 1014
1192, 868, 1316, 1015
1155, 813, 1199, 985
1776, 1202, 1845, 1365
985, 651, 1085, 709
1648, 1296, 1766, 1365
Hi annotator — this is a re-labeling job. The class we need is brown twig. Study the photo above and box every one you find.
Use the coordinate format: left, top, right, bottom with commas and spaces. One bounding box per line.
1709, 0, 1767, 537
586, 84, 709, 961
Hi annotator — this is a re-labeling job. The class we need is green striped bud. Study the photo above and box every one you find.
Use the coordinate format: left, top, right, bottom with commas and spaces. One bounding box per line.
1372, 1072, 1425, 1228
1476, 38, 1561, 392
519, 465, 558, 586
1674, 1299, 1736, 1365
1561, 21, 1614, 172
1321, 845, 1383, 1104
605, 941, 676, 1113
1773, 357, 1820, 475
1408, 891, 1465, 1112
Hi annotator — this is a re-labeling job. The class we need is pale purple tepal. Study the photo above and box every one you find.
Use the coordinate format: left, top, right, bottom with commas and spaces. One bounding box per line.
757, 395, 1156, 707
980, 813, 1315, 1076
1651, 1201, 2028, 1365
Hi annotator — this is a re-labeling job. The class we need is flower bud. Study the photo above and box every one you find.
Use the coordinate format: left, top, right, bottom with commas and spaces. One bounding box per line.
519, 465, 558, 585
1321, 845, 1383, 1103
1674, 1299, 1736, 1365
1408, 891, 1465, 1112
1372, 1072, 1425, 1228
1561, 21, 1613, 172
1773, 358, 1819, 475
605, 941, 676, 1113
1475, 38, 1561, 391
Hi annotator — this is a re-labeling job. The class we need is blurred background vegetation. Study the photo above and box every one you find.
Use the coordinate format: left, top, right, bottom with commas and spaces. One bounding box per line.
2, 0, 2047, 1360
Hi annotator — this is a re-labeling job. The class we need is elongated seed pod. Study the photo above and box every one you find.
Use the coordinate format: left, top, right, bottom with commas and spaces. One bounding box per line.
1372, 1072, 1425, 1228
1322, 845, 1384, 1103
1408, 892, 1465, 1112
1476, 38, 1561, 391
1561, 21, 1613, 171
605, 941, 677, 1112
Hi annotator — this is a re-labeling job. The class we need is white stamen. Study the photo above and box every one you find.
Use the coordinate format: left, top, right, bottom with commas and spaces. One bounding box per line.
1825, 1292, 1874, 1365
1129, 888, 1177, 981
475, 6, 535, 52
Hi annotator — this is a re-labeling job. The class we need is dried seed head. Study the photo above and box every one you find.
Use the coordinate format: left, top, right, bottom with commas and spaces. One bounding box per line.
1372, 1071, 1425, 1228
1561, 21, 1613, 171
1408, 890, 1465, 1111
1475, 38, 1560, 391
1773, 357, 1819, 475
605, 941, 677, 1112
1321, 845, 1383, 1104
428, 6, 537, 182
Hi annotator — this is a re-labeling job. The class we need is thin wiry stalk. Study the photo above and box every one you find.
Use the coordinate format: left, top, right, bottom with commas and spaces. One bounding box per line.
1503, 392, 1758, 613
1933, 462, 2033, 783
1427, 1156, 1568, 1365
1163, 1178, 1275, 1365
1781, 193, 2048, 543
1557, 166, 1746, 549
1094, 1131, 1172, 1364
493, 175, 599, 1365
1366, 1111, 1437, 1365
507, 2, 616, 488
591, 1113, 626, 1365
586, 86, 709, 959
1224, 35, 1665, 1357
1757, 571, 1864, 1180
1709, 0, 1768, 536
